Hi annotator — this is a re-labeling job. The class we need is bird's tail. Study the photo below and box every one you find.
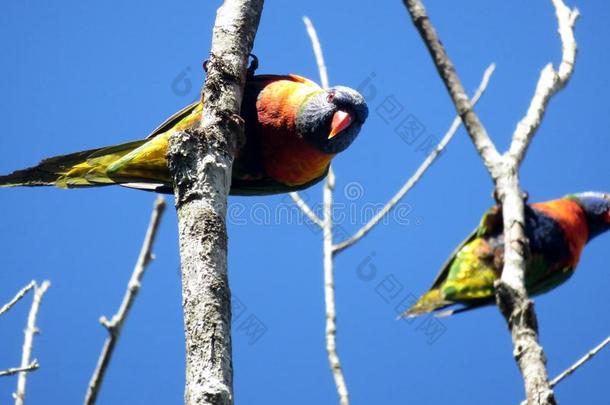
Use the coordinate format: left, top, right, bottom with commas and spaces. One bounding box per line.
0, 140, 147, 189
402, 288, 453, 318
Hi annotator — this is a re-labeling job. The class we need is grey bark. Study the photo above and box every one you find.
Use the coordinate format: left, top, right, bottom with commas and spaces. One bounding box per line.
167, 1, 263, 404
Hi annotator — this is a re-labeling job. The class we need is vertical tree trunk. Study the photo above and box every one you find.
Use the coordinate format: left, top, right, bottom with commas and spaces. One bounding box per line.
167, 1, 264, 404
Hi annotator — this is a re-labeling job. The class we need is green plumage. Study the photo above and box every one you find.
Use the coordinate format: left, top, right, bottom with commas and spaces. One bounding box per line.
403, 196, 599, 317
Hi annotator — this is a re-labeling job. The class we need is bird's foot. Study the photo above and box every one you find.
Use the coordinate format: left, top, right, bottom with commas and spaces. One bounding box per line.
202, 53, 258, 77
247, 53, 259, 76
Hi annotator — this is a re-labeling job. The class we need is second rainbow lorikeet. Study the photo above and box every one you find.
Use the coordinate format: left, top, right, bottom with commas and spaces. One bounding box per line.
0, 74, 368, 195
405, 192, 610, 317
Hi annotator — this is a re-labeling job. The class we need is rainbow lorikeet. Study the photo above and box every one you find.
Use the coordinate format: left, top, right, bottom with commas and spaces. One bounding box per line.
405, 192, 610, 317
0, 74, 367, 195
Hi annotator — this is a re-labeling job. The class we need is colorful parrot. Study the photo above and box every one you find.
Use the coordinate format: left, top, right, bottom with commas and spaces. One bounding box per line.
405, 192, 610, 317
0, 74, 368, 195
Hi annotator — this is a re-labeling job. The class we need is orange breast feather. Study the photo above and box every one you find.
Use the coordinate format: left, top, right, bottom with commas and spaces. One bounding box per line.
256, 77, 333, 186
532, 199, 589, 267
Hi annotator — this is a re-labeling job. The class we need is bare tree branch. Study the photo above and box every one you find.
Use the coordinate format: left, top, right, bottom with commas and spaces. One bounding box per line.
303, 16, 330, 89
13, 281, 50, 405
508, 1, 579, 163
494, 3, 577, 403
0, 361, 39, 378
402, 0, 501, 176
293, 17, 349, 405
550, 335, 610, 388
289, 192, 323, 227
333, 63, 496, 254
0, 282, 35, 317
84, 196, 166, 405
167, 1, 264, 404
403, 0, 579, 404
322, 168, 349, 405
287, 16, 332, 230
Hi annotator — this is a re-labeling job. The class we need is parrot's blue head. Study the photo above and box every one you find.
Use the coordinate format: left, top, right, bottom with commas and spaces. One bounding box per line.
297, 86, 368, 154
572, 192, 610, 241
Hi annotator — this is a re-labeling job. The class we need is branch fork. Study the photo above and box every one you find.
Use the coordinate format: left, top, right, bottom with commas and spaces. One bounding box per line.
402, 0, 579, 403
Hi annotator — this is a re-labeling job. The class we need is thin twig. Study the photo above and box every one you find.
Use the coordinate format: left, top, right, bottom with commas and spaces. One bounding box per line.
333, 63, 496, 254
303, 16, 329, 89
550, 335, 610, 388
0, 282, 35, 317
14, 281, 50, 405
0, 361, 39, 378
289, 192, 323, 228
288, 16, 330, 231
84, 196, 166, 405
402, 0, 501, 176
508, 1, 579, 164
322, 168, 349, 405
300, 16, 349, 405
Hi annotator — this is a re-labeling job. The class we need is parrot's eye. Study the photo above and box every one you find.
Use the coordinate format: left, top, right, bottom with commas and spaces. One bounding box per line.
326, 90, 336, 103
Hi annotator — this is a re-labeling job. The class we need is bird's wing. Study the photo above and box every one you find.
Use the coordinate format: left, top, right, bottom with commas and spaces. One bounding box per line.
101, 132, 172, 185
440, 237, 500, 300
146, 101, 201, 140
430, 206, 502, 289
429, 228, 478, 289
103, 101, 208, 186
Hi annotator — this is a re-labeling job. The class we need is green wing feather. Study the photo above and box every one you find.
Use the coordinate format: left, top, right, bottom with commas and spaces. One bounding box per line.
430, 206, 502, 289
0, 141, 147, 188
145, 101, 200, 140
404, 206, 503, 317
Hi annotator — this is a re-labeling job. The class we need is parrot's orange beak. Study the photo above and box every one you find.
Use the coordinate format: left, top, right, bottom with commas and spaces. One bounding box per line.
328, 110, 353, 139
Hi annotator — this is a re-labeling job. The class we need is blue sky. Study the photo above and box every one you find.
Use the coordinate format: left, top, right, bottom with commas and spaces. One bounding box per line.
1, 1, 609, 404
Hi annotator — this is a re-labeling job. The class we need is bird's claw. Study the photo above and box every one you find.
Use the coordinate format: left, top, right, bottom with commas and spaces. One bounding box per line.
203, 54, 257, 77
247, 53, 259, 76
